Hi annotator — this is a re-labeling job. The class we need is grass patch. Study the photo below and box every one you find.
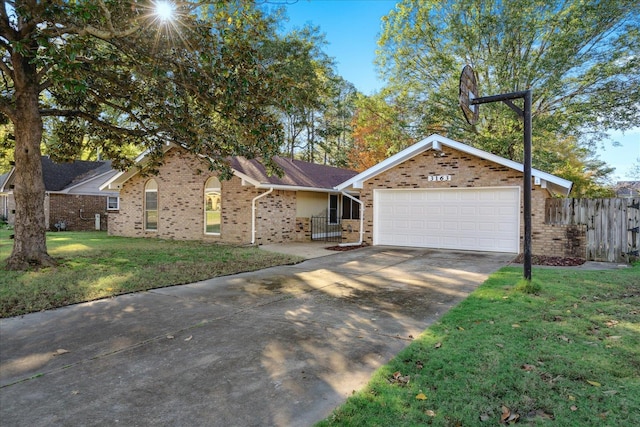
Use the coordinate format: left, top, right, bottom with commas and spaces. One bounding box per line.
318, 264, 640, 426
0, 231, 302, 318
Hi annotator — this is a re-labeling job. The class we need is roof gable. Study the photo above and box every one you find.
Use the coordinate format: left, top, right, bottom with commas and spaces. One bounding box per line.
336, 134, 573, 196
102, 144, 358, 193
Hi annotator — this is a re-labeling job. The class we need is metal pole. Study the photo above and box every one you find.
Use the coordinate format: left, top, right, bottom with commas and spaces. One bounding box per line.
471, 89, 534, 281
523, 90, 532, 280
523, 90, 531, 281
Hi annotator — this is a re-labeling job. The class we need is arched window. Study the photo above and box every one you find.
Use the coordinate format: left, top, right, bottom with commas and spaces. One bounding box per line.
145, 179, 158, 231
204, 177, 221, 234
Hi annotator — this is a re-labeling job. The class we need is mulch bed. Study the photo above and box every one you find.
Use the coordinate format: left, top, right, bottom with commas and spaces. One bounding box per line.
325, 244, 368, 251
513, 254, 586, 266
325, 245, 586, 266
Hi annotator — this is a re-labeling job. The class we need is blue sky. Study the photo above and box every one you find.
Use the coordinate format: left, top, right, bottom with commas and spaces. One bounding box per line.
281, 0, 639, 181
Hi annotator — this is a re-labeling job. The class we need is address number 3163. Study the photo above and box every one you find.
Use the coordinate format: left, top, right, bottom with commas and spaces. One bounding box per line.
428, 175, 452, 182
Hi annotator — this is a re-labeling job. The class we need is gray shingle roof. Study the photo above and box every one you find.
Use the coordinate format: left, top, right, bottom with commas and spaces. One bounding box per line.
41, 157, 112, 191
0, 172, 9, 190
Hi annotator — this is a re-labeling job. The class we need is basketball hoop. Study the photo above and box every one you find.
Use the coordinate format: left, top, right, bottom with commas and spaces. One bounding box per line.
457, 64, 534, 281
459, 64, 479, 125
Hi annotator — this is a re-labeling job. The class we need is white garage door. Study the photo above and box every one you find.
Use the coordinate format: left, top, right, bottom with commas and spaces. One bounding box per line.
374, 187, 520, 253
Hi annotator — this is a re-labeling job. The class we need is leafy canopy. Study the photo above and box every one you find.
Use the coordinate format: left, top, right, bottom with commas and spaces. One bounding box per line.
376, 0, 640, 195
1, 0, 315, 177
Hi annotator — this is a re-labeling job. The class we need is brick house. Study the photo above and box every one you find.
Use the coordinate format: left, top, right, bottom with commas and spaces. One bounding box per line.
1, 157, 119, 231
100, 144, 360, 245
104, 134, 579, 257
336, 134, 577, 257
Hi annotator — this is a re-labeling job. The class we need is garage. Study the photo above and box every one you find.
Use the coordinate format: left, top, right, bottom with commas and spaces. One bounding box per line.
336, 134, 573, 256
374, 187, 520, 253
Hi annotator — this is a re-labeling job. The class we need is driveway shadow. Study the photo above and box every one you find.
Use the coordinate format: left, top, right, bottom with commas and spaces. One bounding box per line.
0, 247, 513, 426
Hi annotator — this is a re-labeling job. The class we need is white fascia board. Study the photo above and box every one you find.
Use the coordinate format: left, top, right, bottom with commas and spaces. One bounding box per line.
335, 133, 573, 195
99, 170, 130, 190
65, 170, 119, 194
336, 134, 443, 190
263, 184, 340, 193
232, 169, 262, 188
99, 145, 176, 191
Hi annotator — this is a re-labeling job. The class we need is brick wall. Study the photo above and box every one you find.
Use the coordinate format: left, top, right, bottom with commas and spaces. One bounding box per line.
109, 147, 298, 245
341, 219, 362, 244
294, 217, 311, 241
254, 190, 297, 245
48, 194, 109, 231
359, 147, 581, 257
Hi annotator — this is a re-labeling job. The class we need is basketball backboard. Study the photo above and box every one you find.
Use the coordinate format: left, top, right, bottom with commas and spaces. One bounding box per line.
459, 64, 479, 125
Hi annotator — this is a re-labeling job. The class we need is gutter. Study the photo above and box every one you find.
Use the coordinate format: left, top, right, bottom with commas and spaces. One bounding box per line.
339, 191, 364, 247
251, 187, 274, 245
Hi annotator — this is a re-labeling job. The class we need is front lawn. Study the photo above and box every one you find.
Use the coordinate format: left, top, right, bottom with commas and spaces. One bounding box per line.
0, 231, 302, 318
318, 264, 640, 426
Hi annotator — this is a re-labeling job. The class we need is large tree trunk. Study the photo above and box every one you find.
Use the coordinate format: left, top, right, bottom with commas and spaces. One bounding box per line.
5, 52, 56, 270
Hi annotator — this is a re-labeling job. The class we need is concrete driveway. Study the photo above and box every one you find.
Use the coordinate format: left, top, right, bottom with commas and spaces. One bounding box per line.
0, 246, 513, 426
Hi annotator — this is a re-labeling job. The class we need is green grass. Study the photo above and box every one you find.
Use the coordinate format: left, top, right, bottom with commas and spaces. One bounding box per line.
318, 264, 640, 426
0, 230, 302, 318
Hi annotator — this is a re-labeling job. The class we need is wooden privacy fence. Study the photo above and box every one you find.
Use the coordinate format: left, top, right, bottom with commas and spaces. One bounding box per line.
546, 197, 640, 262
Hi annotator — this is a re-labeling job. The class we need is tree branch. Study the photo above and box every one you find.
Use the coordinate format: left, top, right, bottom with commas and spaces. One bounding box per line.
39, 108, 147, 137
0, 94, 15, 121
0, 0, 18, 41
0, 57, 14, 83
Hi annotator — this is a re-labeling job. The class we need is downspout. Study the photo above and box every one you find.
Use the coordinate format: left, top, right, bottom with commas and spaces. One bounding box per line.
339, 191, 364, 247
251, 187, 274, 245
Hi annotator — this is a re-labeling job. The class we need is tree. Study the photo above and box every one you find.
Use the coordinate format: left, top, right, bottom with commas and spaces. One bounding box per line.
314, 76, 358, 167
0, 0, 309, 270
377, 0, 640, 189
276, 25, 333, 162
347, 93, 414, 171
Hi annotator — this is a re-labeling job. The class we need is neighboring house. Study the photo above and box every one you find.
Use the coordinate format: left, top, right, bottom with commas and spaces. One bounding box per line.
103, 134, 580, 258
614, 181, 640, 198
0, 171, 10, 222
1, 157, 120, 231
100, 144, 360, 245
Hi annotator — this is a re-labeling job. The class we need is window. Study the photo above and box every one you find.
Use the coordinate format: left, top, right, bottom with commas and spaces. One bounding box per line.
107, 196, 119, 211
144, 179, 158, 231
329, 194, 339, 224
342, 195, 360, 220
204, 176, 221, 234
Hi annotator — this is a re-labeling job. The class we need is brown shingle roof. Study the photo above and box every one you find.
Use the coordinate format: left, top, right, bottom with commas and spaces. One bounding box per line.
229, 156, 358, 190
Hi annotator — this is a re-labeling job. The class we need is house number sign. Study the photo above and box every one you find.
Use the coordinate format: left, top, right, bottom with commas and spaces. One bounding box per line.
428, 175, 452, 182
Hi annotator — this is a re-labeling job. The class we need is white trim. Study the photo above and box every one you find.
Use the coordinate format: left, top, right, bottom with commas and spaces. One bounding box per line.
335, 133, 573, 196
0, 168, 15, 192
62, 169, 118, 194
106, 196, 119, 211
203, 176, 222, 236
328, 194, 340, 225
339, 191, 364, 247
100, 145, 174, 191
144, 179, 158, 232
